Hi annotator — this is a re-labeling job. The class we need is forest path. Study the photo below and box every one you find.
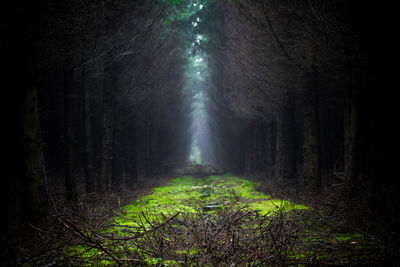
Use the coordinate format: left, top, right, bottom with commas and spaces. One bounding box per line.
57, 174, 383, 266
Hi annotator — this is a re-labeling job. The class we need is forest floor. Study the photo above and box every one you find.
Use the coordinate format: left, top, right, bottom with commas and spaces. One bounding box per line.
8, 171, 400, 266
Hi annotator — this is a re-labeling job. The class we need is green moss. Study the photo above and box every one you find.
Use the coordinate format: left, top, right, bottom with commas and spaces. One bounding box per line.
175, 248, 201, 255
60, 174, 386, 265
112, 174, 308, 229
248, 199, 308, 216
66, 174, 313, 265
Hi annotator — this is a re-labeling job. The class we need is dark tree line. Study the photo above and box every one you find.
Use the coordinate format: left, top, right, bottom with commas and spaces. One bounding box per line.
1, 0, 192, 237
207, 0, 389, 197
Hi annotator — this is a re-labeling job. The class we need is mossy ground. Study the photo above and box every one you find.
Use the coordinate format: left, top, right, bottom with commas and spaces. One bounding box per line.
112, 173, 307, 230
61, 174, 384, 266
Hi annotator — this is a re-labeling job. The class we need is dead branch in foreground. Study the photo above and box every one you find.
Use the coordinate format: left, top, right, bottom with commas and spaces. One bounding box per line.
18, 203, 393, 266
9, 175, 399, 266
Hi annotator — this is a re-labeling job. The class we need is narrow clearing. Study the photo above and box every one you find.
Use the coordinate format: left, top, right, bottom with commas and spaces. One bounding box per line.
40, 174, 383, 266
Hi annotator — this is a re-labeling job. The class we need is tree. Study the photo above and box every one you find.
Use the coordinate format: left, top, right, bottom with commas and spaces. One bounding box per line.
22, 85, 48, 220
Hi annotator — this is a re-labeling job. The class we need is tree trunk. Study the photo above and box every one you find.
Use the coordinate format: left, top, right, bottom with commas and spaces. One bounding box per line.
126, 113, 137, 187
151, 125, 161, 176
145, 109, 152, 177
22, 84, 48, 220
344, 86, 359, 188
276, 97, 296, 181
264, 117, 277, 178
64, 65, 77, 202
99, 57, 115, 192
112, 102, 122, 190
2, 0, 48, 226
99, 0, 116, 191
303, 69, 321, 191
255, 122, 265, 176
245, 125, 256, 175
83, 69, 95, 193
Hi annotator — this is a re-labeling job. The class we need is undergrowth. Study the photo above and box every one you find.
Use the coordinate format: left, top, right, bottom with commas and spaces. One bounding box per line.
16, 174, 395, 266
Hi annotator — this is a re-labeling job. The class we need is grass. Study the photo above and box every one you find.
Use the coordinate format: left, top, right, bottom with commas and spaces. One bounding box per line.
29, 173, 389, 266
111, 174, 307, 231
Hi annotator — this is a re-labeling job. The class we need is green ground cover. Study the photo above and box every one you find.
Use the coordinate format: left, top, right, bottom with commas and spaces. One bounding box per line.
111, 174, 307, 232
57, 174, 383, 266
